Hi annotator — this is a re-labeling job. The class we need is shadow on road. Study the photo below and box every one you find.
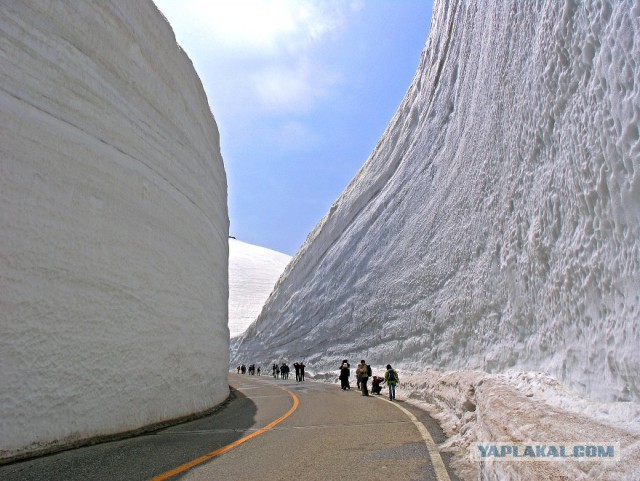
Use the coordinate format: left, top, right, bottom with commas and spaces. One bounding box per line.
0, 387, 258, 481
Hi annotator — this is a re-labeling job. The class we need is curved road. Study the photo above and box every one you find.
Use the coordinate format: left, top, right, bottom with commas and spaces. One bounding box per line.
0, 373, 459, 481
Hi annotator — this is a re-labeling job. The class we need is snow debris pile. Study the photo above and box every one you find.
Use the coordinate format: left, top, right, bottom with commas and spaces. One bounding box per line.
229, 238, 291, 338
232, 0, 640, 478
0, 1, 228, 461
400, 370, 640, 480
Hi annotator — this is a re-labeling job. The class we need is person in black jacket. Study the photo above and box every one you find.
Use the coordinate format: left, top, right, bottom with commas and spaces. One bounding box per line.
339, 360, 351, 390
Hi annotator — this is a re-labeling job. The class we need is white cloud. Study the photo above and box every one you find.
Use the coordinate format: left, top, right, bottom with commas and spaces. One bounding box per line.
165, 0, 347, 57
251, 59, 341, 113
349, 0, 365, 13
154, 0, 357, 115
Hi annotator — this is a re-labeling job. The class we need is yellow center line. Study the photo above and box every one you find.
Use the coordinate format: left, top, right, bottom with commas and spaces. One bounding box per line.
150, 387, 300, 481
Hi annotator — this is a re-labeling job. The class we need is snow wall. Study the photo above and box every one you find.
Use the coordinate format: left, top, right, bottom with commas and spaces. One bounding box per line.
229, 239, 291, 338
232, 0, 640, 404
0, 1, 229, 461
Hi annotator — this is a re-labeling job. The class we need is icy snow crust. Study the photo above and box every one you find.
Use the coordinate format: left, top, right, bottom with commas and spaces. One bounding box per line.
229, 239, 291, 338
233, 1, 640, 407
232, 2, 640, 476
0, 1, 228, 460
401, 370, 640, 480
233, 0, 640, 476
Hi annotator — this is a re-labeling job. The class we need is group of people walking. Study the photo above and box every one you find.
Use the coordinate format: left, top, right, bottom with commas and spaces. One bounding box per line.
272, 362, 306, 381
339, 359, 399, 400
237, 364, 261, 375
237, 359, 399, 400
236, 361, 306, 381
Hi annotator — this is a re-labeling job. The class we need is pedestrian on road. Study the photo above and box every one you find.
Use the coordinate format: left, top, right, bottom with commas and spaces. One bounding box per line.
339, 360, 351, 390
299, 361, 306, 381
356, 360, 370, 396
272, 363, 277, 379
384, 364, 399, 400
257, 366, 261, 376
294, 362, 301, 381
371, 375, 384, 395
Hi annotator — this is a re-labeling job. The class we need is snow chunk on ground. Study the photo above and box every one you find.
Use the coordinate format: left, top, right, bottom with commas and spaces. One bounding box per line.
400, 370, 640, 480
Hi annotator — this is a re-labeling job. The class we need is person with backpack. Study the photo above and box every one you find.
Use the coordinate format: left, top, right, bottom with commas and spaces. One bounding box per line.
356, 360, 370, 396
384, 364, 399, 400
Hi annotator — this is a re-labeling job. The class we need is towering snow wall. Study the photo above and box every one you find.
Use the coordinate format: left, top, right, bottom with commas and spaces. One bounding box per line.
0, 1, 228, 460
229, 239, 291, 338
233, 0, 640, 403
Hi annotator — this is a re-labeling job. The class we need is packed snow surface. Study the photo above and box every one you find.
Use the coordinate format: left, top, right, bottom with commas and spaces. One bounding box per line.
233, 1, 640, 476
0, 1, 228, 460
399, 369, 640, 480
233, 0, 640, 404
229, 239, 291, 338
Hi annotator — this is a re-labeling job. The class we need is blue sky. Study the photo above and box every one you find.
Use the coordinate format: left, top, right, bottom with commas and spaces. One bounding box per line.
153, 0, 433, 255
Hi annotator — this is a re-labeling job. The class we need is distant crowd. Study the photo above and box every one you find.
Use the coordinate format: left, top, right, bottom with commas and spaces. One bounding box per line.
236, 364, 260, 375
236, 362, 307, 382
235, 359, 399, 400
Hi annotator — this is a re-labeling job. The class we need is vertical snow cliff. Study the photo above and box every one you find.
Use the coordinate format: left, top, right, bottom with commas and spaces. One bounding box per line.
233, 0, 640, 403
0, 1, 229, 460
229, 239, 291, 338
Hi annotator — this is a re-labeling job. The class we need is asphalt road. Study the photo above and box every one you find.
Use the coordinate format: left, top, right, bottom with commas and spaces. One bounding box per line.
0, 374, 459, 481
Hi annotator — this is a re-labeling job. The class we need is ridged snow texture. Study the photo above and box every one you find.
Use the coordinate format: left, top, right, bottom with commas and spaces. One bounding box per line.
0, 1, 228, 460
233, 0, 640, 403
